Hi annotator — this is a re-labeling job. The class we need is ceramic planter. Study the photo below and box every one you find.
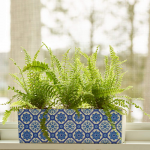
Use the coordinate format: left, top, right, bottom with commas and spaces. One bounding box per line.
18, 109, 125, 144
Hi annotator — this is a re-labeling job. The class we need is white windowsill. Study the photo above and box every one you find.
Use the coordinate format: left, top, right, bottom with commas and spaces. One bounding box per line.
0, 140, 150, 150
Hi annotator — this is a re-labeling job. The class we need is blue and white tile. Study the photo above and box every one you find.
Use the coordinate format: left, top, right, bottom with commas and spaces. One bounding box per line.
108, 130, 119, 142
18, 109, 24, 115
73, 113, 84, 124
81, 120, 93, 133
38, 131, 49, 142
31, 138, 41, 143
51, 138, 58, 143
29, 121, 40, 133
56, 129, 67, 142
116, 121, 122, 132
100, 138, 111, 144
47, 120, 59, 133
48, 109, 58, 115
64, 109, 75, 115
18, 121, 24, 132
38, 111, 50, 123
29, 109, 40, 115
90, 111, 102, 124
21, 112, 33, 124
90, 129, 102, 142
110, 112, 120, 123
56, 112, 67, 124
64, 120, 76, 133
65, 138, 76, 143
99, 120, 111, 133
21, 129, 33, 142
73, 129, 85, 142
99, 109, 106, 115
83, 138, 93, 144
81, 109, 93, 115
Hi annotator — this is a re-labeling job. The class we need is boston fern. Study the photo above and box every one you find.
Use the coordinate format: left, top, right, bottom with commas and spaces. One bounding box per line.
2, 46, 56, 142
79, 46, 150, 129
47, 45, 83, 110
2, 43, 150, 142
23, 43, 83, 110
20, 43, 84, 141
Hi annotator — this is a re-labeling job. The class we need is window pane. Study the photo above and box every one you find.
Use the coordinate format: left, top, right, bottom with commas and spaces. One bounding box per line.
0, 0, 10, 122
0, 0, 149, 123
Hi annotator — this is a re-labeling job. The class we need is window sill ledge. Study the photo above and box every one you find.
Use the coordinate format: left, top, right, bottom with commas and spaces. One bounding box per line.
0, 140, 150, 150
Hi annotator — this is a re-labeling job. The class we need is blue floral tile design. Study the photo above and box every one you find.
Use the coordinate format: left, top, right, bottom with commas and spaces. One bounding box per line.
21, 129, 33, 142
38, 112, 50, 123
91, 129, 102, 142
108, 131, 118, 142
64, 109, 75, 115
47, 121, 59, 133
31, 138, 41, 143
65, 138, 75, 143
29, 109, 40, 115
56, 129, 67, 142
18, 109, 122, 143
81, 121, 93, 133
83, 138, 93, 144
18, 109, 24, 115
90, 112, 102, 124
100, 138, 111, 144
21, 113, 32, 124
51, 138, 58, 143
73, 113, 84, 124
111, 112, 120, 123
48, 109, 58, 115
38, 131, 50, 142
56, 112, 67, 124
64, 121, 76, 133
29, 121, 40, 132
18, 122, 24, 132
73, 129, 85, 142
99, 120, 111, 133
99, 109, 106, 115
81, 109, 93, 115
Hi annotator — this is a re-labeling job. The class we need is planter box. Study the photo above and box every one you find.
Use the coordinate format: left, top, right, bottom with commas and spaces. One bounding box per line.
18, 109, 125, 144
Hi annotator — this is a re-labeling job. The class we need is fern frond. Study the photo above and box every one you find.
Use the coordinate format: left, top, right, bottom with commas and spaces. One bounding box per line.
21, 47, 31, 64
53, 55, 62, 74
92, 46, 99, 61
10, 58, 28, 94
8, 86, 29, 100
2, 106, 20, 125
79, 49, 89, 59
9, 73, 25, 88
0, 94, 20, 106
23, 61, 49, 72
42, 42, 55, 72
8, 86, 21, 94
33, 44, 44, 61
45, 70, 59, 84
62, 48, 70, 63
10, 100, 37, 108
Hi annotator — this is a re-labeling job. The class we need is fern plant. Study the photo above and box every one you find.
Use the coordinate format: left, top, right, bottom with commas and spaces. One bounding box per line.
79, 45, 150, 129
2, 46, 57, 142
3, 43, 150, 142
46, 45, 83, 110
23, 43, 84, 111
21, 44, 85, 141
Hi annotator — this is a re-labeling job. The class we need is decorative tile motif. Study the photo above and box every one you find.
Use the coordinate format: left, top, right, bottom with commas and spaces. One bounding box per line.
47, 121, 59, 133
99, 120, 111, 133
18, 109, 122, 143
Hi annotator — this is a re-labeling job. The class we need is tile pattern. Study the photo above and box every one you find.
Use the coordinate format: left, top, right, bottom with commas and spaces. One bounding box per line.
18, 109, 122, 143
